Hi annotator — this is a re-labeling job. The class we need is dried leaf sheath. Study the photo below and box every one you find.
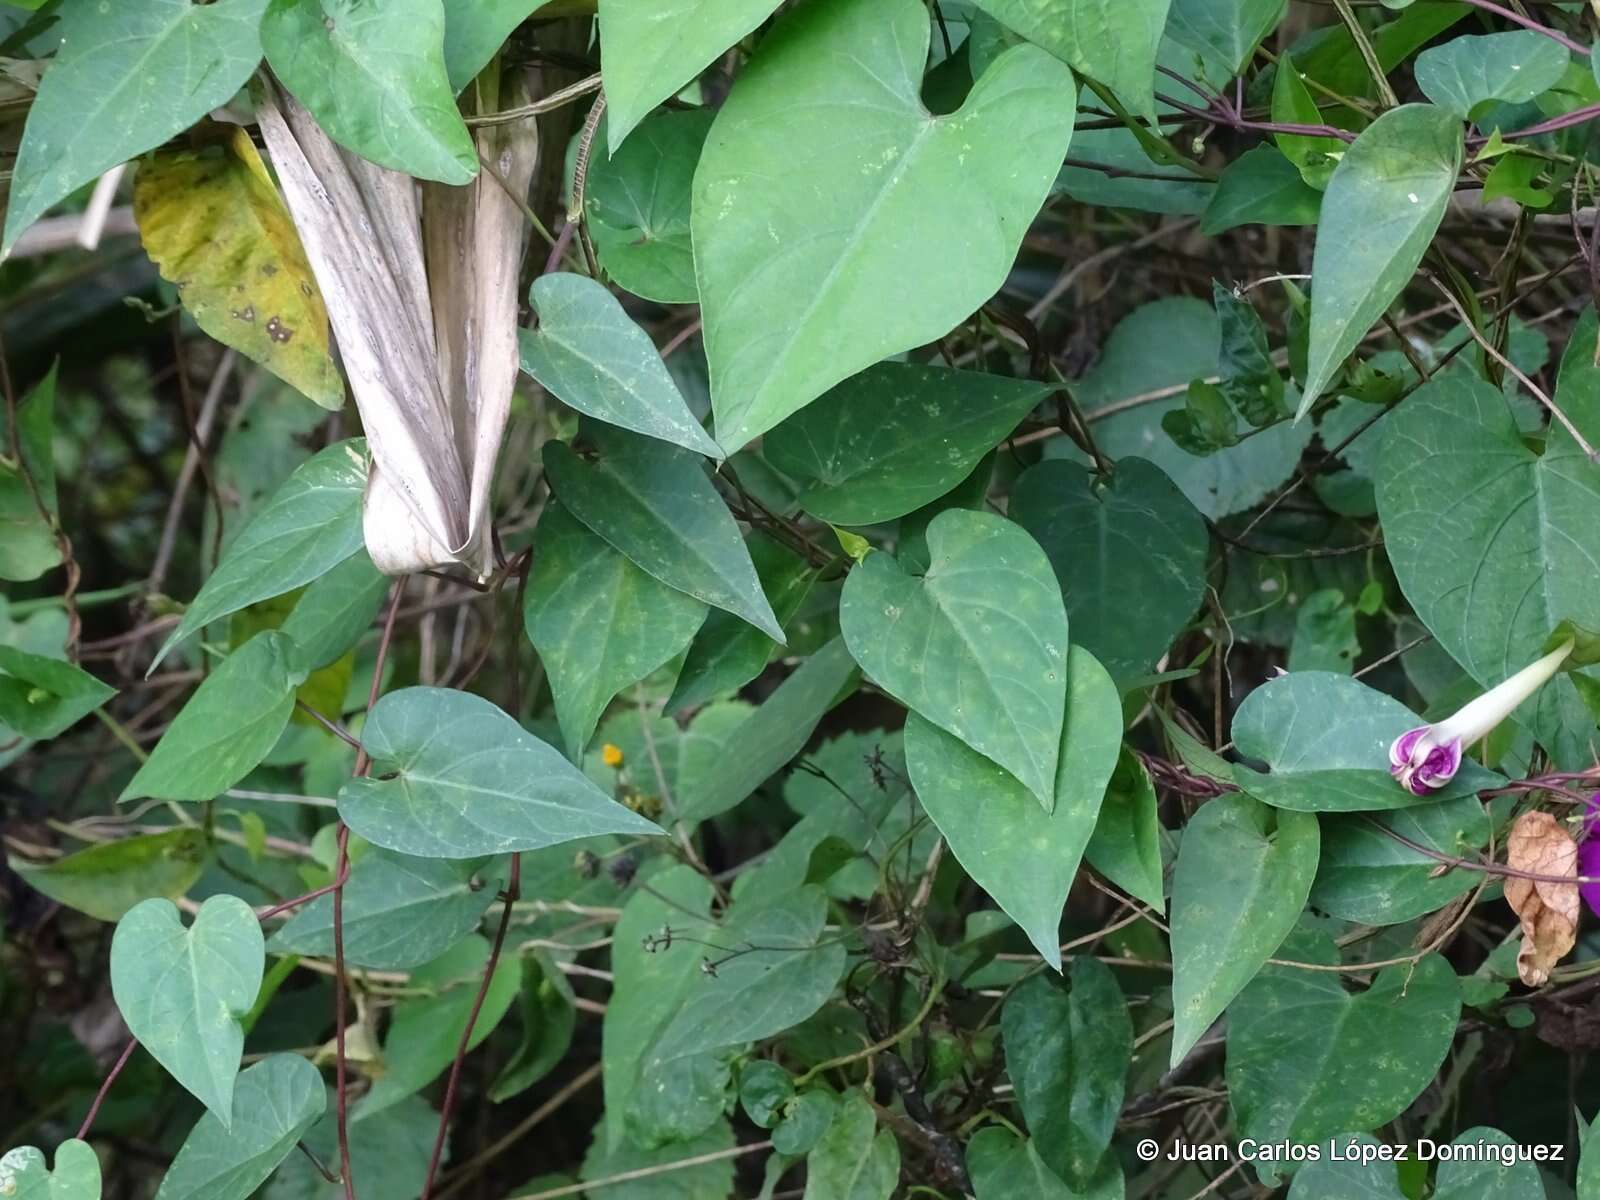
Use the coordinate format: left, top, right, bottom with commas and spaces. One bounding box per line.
255, 73, 534, 576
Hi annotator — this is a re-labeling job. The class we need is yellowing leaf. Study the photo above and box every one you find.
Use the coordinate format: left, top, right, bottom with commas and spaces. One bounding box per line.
1504, 810, 1578, 986
134, 128, 344, 410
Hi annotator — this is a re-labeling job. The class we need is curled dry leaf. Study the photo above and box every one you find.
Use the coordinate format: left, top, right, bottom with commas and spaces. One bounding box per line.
1504, 810, 1579, 986
255, 70, 537, 576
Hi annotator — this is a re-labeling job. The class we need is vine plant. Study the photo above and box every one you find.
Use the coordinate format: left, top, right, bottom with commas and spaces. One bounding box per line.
6, 0, 1600, 1198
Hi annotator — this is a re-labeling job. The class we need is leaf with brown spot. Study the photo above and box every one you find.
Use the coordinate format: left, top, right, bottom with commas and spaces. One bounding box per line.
134, 126, 344, 410
1504, 810, 1579, 986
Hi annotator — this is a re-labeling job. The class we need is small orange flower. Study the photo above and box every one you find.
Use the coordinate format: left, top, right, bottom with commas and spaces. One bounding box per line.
601, 743, 624, 768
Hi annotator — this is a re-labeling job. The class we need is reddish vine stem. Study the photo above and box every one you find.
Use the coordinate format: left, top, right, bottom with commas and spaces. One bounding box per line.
76, 1036, 137, 1141
333, 580, 406, 1199
418, 852, 522, 1200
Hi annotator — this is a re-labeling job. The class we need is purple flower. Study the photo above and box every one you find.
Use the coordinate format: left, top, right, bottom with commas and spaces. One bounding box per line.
1389, 639, 1574, 795
1580, 795, 1600, 920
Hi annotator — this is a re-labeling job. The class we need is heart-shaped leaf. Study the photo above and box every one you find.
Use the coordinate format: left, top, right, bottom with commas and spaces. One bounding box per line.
599, 0, 784, 153
1229, 670, 1504, 811
1377, 354, 1600, 769
1415, 31, 1570, 118
152, 440, 368, 672
2, 0, 267, 254
973, 0, 1169, 118
1310, 797, 1490, 924
802, 1094, 899, 1200
122, 631, 310, 803
967, 1127, 1123, 1200
523, 502, 707, 759
543, 425, 782, 640
693, 0, 1075, 451
1168, 793, 1319, 1066
841, 509, 1069, 810
1168, 0, 1287, 75
1011, 457, 1208, 687
0, 646, 115, 740
1002, 960, 1130, 1188
0, 1140, 101, 1200
763, 364, 1052, 526
1300, 105, 1462, 413
905, 648, 1121, 967
520, 274, 722, 458
261, 0, 477, 184
268, 850, 505, 969
443, 0, 554, 92
338, 687, 664, 858
1228, 930, 1460, 1146
111, 895, 265, 1124
585, 110, 713, 303
152, 1054, 325, 1200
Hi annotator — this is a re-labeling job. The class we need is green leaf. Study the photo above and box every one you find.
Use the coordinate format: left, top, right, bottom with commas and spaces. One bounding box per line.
261, 0, 477, 184
544, 426, 781, 639
840, 510, 1069, 810
598, 0, 783, 153
694, 0, 1075, 451
0, 645, 115, 740
968, 1127, 1122, 1200
443, 0, 553, 92
1301, 105, 1463, 415
581, 1113, 737, 1200
1376, 358, 1600, 768
338, 687, 664, 857
763, 364, 1051, 526
1164, 380, 1240, 454
1010, 457, 1208, 687
133, 129, 344, 410
1001, 960, 1130, 1188
1415, 31, 1570, 119
1228, 670, 1503, 811
0, 364, 61, 582
1083, 748, 1167, 911
1284, 1136, 1403, 1199
1201, 145, 1322, 236
1272, 59, 1345, 190
1289, 589, 1360, 674
585, 109, 712, 304
524, 502, 707, 759
665, 534, 813, 715
268, 850, 504, 969
1580, 1112, 1600, 1200
1215, 282, 1288, 426
772, 1091, 836, 1158
602, 865, 727, 1150
904, 648, 1121, 967
803, 1094, 899, 1200
110, 895, 264, 1123
0, 1140, 101, 1200
974, 0, 1169, 118
490, 952, 576, 1102
278, 551, 390, 672
152, 440, 368, 672
520, 274, 722, 457
676, 636, 860, 824
1168, 0, 1287, 75
1310, 798, 1489, 924
1168, 793, 1319, 1066
1, 0, 267, 254
1073, 298, 1312, 519
586, 703, 751, 822
1228, 931, 1460, 1147
358, 935, 521, 1116
11, 828, 207, 923
152, 1055, 325, 1200
121, 632, 310, 803
262, 1095, 435, 1200
646, 885, 847, 1064
739, 1061, 795, 1128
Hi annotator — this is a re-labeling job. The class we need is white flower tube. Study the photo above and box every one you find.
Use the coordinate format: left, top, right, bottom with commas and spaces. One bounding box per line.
1389, 638, 1574, 794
